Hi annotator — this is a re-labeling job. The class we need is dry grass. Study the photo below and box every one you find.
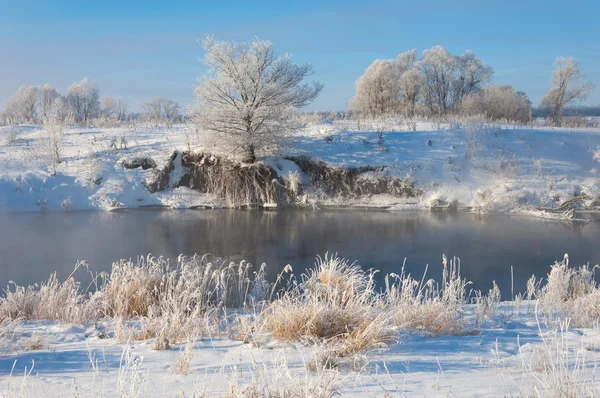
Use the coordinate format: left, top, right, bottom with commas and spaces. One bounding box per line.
171, 338, 196, 376
384, 256, 472, 335
535, 254, 600, 327
0, 252, 482, 357
22, 333, 48, 351
0, 263, 96, 324
260, 254, 397, 358
222, 355, 342, 398
106, 254, 267, 348
520, 317, 599, 398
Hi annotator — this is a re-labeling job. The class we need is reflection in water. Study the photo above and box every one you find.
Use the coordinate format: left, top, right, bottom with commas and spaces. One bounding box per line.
0, 209, 599, 296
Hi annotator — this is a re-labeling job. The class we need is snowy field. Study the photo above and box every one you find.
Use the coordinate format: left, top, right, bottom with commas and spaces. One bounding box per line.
1, 121, 599, 216
1, 305, 598, 397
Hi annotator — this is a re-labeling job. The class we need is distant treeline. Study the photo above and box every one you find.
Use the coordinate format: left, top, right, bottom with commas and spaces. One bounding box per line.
532, 106, 600, 118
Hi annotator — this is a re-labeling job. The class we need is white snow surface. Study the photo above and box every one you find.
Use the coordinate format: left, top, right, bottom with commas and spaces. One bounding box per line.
1, 303, 599, 397
1, 122, 599, 213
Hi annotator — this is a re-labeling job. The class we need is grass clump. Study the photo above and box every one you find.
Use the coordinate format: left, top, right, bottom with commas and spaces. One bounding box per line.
261, 254, 397, 358
384, 256, 472, 335
535, 254, 600, 327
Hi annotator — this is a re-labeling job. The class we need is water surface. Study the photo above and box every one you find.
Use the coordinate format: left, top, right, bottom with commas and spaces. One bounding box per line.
1, 209, 599, 296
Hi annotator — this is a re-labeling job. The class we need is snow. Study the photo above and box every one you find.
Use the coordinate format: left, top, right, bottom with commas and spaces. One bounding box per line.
0, 122, 599, 215
1, 303, 599, 396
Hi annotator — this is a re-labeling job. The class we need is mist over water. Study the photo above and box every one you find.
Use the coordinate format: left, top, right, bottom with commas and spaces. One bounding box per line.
1, 209, 599, 296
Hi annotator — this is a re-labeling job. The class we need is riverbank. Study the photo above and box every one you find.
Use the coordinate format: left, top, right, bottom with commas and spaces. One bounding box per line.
1, 122, 599, 218
1, 253, 599, 397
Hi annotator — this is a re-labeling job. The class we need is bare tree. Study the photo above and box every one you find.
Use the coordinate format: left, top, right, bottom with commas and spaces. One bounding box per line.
142, 98, 163, 126
452, 50, 493, 109
67, 78, 100, 125
541, 57, 595, 126
418, 46, 492, 116
101, 97, 117, 119
4, 86, 38, 124
38, 98, 73, 175
37, 84, 60, 121
194, 36, 323, 163
161, 99, 180, 126
115, 99, 128, 121
419, 46, 457, 116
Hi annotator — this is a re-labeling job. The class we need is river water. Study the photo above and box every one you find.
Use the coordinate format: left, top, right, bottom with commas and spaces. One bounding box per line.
1, 209, 599, 297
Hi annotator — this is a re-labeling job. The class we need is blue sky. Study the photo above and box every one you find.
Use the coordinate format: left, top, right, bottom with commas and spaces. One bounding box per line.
1, 0, 599, 111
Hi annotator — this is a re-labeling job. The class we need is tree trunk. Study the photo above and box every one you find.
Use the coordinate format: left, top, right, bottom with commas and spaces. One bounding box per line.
243, 144, 256, 164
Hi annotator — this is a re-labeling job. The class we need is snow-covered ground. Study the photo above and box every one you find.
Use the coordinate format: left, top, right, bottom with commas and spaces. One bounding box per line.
1, 303, 598, 397
1, 122, 599, 215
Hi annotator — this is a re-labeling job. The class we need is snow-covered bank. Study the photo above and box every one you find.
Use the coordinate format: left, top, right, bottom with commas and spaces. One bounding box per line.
2, 308, 598, 397
1, 253, 599, 397
1, 122, 599, 217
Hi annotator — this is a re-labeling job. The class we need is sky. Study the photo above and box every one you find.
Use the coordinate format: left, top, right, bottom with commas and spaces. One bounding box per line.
1, 0, 599, 112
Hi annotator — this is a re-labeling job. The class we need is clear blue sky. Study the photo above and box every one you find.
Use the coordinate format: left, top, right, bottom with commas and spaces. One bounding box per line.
1, 0, 599, 112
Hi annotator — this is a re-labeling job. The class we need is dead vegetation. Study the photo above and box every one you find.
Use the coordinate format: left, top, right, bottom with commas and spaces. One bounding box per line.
121, 157, 157, 170
286, 155, 418, 198
141, 151, 420, 206
180, 152, 290, 205
532, 254, 600, 327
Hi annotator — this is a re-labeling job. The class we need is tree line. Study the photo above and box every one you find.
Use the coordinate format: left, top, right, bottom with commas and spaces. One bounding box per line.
0, 78, 182, 127
350, 46, 594, 126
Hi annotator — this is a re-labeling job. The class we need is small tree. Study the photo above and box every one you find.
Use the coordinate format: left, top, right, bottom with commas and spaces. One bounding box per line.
541, 57, 595, 126
39, 98, 72, 175
194, 36, 323, 163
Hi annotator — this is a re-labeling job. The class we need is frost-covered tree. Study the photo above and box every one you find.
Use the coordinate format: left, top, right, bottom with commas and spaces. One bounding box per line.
541, 57, 595, 126
460, 84, 531, 123
142, 98, 180, 126
194, 36, 323, 163
67, 78, 100, 125
142, 98, 163, 126
101, 97, 117, 119
418, 46, 492, 115
397, 50, 423, 117
161, 99, 180, 126
39, 97, 73, 175
350, 59, 402, 117
115, 99, 128, 121
452, 50, 493, 108
418, 46, 457, 116
37, 84, 60, 121
3, 85, 38, 124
